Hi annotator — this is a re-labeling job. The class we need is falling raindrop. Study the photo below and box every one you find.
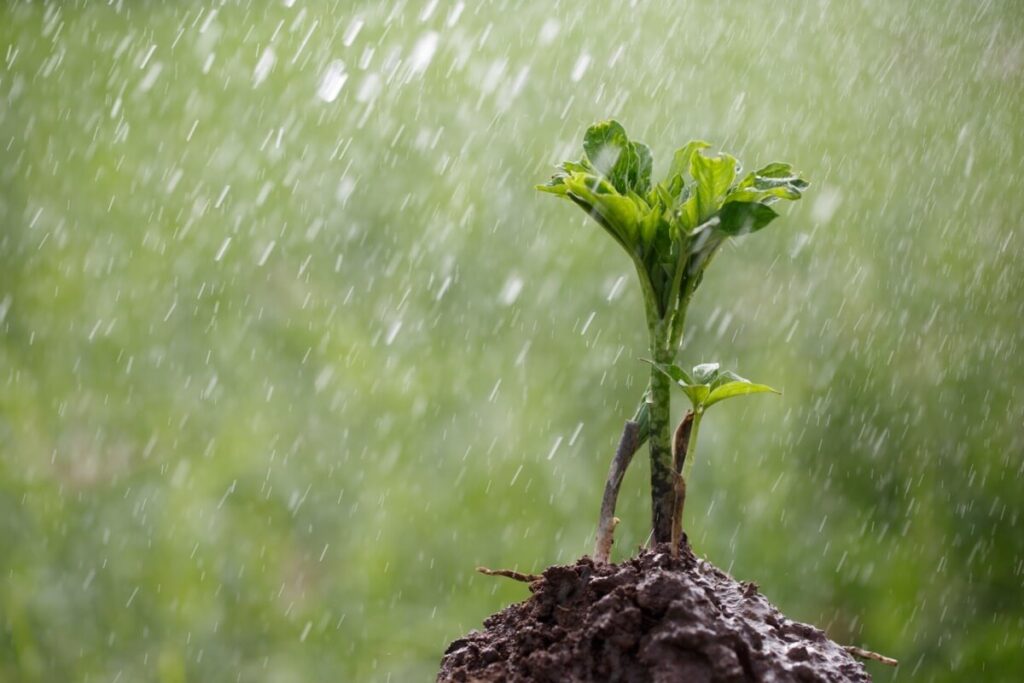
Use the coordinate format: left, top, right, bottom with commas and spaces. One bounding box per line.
317, 60, 348, 103
408, 31, 439, 76
570, 52, 590, 82
252, 47, 275, 86
499, 275, 524, 306
342, 18, 364, 47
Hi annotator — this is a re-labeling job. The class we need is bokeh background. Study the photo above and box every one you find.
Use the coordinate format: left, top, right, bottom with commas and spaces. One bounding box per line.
2, 1, 1022, 680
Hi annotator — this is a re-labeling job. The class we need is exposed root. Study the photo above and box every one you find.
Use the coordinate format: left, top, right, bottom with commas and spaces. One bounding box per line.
842, 645, 899, 667
476, 566, 542, 583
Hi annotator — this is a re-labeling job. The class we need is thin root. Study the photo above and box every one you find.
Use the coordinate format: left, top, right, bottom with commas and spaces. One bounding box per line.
842, 645, 899, 667
476, 566, 542, 583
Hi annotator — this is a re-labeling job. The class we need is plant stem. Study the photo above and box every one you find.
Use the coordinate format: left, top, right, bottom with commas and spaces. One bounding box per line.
669, 409, 702, 556
648, 324, 674, 544
594, 420, 641, 563
644, 262, 694, 545
669, 279, 695, 350
670, 411, 694, 558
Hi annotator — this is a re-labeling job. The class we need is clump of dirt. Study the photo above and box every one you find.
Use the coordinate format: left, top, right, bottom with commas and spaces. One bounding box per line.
438, 544, 870, 682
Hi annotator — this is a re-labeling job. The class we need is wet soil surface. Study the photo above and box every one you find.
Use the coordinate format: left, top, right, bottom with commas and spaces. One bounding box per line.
438, 544, 869, 682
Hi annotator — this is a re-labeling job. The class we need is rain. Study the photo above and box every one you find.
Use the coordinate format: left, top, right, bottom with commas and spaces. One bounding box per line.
0, 1, 1022, 681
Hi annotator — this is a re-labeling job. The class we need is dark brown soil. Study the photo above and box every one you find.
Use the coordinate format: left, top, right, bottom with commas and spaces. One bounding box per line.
438, 544, 870, 682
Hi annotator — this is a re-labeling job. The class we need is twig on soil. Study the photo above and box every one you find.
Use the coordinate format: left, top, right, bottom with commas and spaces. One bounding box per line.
842, 645, 899, 667
670, 411, 694, 559
476, 567, 542, 583
594, 420, 641, 563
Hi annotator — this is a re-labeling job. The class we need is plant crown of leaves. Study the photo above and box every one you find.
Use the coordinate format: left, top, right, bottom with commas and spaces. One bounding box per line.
537, 119, 808, 316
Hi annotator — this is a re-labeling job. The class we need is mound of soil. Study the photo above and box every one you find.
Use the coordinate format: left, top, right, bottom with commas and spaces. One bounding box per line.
438, 544, 870, 682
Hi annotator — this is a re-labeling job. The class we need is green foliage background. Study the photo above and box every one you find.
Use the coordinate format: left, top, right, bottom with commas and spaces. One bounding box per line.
1, 2, 1022, 680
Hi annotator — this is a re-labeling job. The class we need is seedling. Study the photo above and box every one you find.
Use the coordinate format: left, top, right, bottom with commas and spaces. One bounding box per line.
537, 120, 807, 559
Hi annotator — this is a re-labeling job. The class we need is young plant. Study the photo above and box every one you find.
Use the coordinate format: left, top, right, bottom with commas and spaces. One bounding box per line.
537, 120, 807, 552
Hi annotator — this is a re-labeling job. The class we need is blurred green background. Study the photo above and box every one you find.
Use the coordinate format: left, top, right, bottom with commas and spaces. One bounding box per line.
1, 1, 1022, 681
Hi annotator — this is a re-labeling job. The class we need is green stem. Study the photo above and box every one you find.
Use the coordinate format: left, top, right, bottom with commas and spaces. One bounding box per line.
648, 322, 674, 544
642, 257, 696, 545
633, 259, 662, 330
669, 277, 695, 350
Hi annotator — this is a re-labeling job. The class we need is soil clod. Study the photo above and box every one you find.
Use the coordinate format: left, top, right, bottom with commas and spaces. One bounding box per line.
440, 545, 872, 682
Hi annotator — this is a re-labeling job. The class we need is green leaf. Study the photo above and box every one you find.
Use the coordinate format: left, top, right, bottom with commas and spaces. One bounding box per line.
668, 140, 711, 184
716, 201, 779, 236
647, 361, 707, 410
726, 185, 802, 203
728, 163, 809, 204
691, 362, 720, 384
678, 195, 701, 233
649, 361, 693, 385
561, 159, 595, 175
751, 162, 804, 181
583, 121, 628, 172
583, 120, 638, 195
558, 172, 649, 249
638, 203, 663, 248
681, 384, 710, 408
631, 141, 653, 195
650, 360, 777, 411
654, 183, 674, 211
580, 121, 654, 196
704, 380, 779, 408
709, 369, 744, 390
689, 150, 737, 223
